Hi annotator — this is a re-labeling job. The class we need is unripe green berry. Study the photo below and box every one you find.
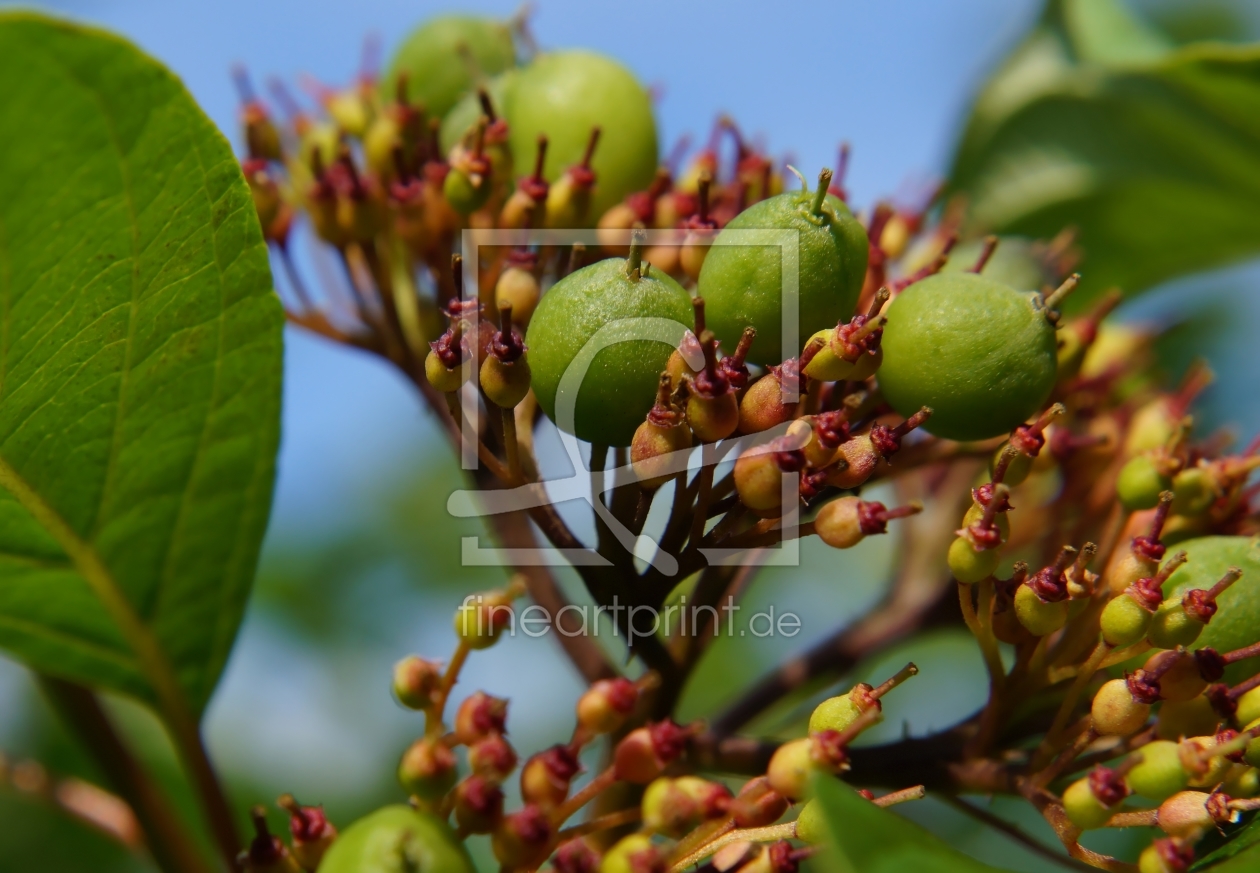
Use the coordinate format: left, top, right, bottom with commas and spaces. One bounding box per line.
1128, 740, 1190, 801
526, 250, 692, 447
697, 168, 868, 364
1156, 696, 1220, 741
801, 328, 852, 381
1101, 593, 1155, 647
1062, 778, 1113, 831
316, 805, 473, 873
809, 695, 865, 735
1246, 718, 1260, 768
962, 500, 1011, 541
1014, 583, 1069, 637
495, 267, 541, 328
1118, 455, 1173, 511
1147, 599, 1204, 650
1181, 735, 1233, 788
1237, 686, 1260, 727
1091, 678, 1151, 737
879, 272, 1061, 441
794, 798, 825, 843
1171, 466, 1216, 516
444, 164, 493, 216
949, 536, 1000, 585
1224, 764, 1259, 798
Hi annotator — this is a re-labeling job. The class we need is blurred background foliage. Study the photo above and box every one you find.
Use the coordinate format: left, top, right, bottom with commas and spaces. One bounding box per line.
2, 0, 1260, 870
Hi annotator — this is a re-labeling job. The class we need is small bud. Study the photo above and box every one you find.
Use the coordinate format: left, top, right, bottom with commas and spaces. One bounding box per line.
1063, 764, 1132, 831
1149, 567, 1242, 649
765, 738, 812, 801
492, 805, 555, 871
809, 664, 918, 734
545, 127, 600, 228
600, 833, 666, 873
454, 691, 509, 745
631, 375, 693, 491
827, 408, 931, 489
397, 737, 457, 801
1109, 493, 1174, 595
576, 678, 639, 735
680, 174, 718, 280
734, 437, 808, 516
731, 777, 789, 828
613, 721, 690, 784
453, 775, 505, 835
392, 656, 442, 710
454, 591, 516, 650
277, 794, 337, 872
238, 806, 302, 873
468, 733, 518, 780
554, 839, 601, 873
520, 744, 581, 809
480, 303, 532, 409
739, 363, 801, 434
719, 327, 757, 393
1102, 551, 1187, 647
815, 496, 921, 550
685, 330, 740, 442
641, 777, 701, 837
1091, 677, 1152, 737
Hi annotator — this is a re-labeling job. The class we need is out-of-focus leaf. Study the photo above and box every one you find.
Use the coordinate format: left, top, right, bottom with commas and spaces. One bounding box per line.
0, 13, 282, 716
810, 777, 1017, 873
1192, 815, 1260, 870
948, 0, 1260, 309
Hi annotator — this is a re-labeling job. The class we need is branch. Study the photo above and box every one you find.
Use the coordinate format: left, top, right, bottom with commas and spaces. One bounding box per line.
708, 462, 977, 737
38, 677, 215, 873
941, 795, 1096, 872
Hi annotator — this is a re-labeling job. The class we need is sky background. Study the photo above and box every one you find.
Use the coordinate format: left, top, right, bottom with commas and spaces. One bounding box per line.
2, 1, 1260, 870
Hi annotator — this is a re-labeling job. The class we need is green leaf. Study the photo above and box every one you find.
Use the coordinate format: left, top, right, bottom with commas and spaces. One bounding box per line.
0, 13, 282, 718
1192, 815, 1260, 871
810, 778, 1017, 873
947, 0, 1260, 309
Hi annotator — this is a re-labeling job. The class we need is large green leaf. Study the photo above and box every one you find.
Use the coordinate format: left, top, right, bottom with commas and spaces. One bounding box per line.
947, 0, 1260, 308
0, 13, 282, 717
810, 778, 1016, 873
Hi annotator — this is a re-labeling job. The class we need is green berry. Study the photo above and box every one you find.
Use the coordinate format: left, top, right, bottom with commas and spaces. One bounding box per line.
601, 834, 661, 873
1147, 598, 1204, 649
1164, 537, 1260, 680
697, 168, 868, 364
1062, 778, 1113, 831
1224, 764, 1259, 798
1246, 718, 1260, 768
809, 694, 865, 735
962, 500, 1011, 541
383, 15, 516, 120
941, 236, 1056, 292
878, 273, 1058, 442
1014, 583, 1069, 636
1237, 686, 1260, 727
317, 805, 473, 873
1127, 740, 1190, 801
1101, 593, 1154, 647
1171, 466, 1216, 516
766, 738, 814, 801
509, 51, 658, 221
1091, 678, 1150, 737
398, 738, 458, 801
1156, 696, 1220, 741
794, 798, 825, 843
526, 251, 692, 446
1117, 455, 1172, 511
948, 536, 999, 585
443, 164, 493, 215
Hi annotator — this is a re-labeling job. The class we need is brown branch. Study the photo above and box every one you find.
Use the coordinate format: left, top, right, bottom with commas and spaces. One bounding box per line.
941, 795, 1095, 872
38, 677, 215, 873
709, 462, 978, 737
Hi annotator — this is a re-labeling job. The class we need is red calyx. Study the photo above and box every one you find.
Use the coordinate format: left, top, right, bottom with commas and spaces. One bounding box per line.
553, 840, 600, 873
648, 720, 690, 765
1152, 837, 1195, 873
1126, 669, 1162, 705
1215, 729, 1246, 764
691, 332, 730, 399
566, 127, 601, 189
813, 411, 850, 450
972, 482, 1014, 513
625, 169, 673, 224
491, 308, 526, 363
1194, 647, 1226, 682
460, 775, 504, 817
1206, 683, 1237, 720
430, 322, 468, 369
869, 408, 932, 460
809, 729, 851, 770
539, 744, 582, 783
799, 468, 830, 502
1127, 576, 1165, 612
1087, 765, 1131, 807
768, 841, 799, 873
719, 327, 756, 392
1132, 498, 1174, 562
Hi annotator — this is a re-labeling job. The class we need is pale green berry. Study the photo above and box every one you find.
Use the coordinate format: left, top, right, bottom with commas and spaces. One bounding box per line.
1101, 593, 1154, 647
1014, 584, 1069, 636
1117, 455, 1172, 511
1062, 778, 1113, 830
1091, 678, 1150, 737
1127, 740, 1190, 801
949, 536, 1000, 585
